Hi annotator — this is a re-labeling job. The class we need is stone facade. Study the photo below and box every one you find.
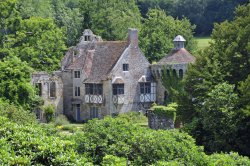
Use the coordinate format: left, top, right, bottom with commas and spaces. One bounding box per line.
31, 29, 194, 123
32, 29, 156, 122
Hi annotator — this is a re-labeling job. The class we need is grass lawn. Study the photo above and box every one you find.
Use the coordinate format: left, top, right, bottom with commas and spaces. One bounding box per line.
195, 37, 212, 50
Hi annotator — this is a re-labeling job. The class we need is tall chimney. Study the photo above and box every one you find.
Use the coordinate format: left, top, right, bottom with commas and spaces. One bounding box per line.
128, 28, 138, 49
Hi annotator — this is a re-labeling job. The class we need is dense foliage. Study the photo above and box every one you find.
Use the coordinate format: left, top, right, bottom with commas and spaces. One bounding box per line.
0, 0, 250, 164
178, 3, 250, 156
139, 9, 196, 62
0, 112, 249, 165
0, 56, 36, 110
137, 0, 249, 35
150, 103, 177, 121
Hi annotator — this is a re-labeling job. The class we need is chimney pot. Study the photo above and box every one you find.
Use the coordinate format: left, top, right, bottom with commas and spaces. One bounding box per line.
128, 28, 138, 48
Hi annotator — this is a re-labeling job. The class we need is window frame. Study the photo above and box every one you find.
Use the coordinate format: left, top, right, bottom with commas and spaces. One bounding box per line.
85, 84, 103, 95
113, 84, 124, 95
49, 82, 56, 98
35, 83, 42, 96
74, 71, 80, 78
123, 64, 129, 71
74, 86, 81, 96
140, 82, 151, 94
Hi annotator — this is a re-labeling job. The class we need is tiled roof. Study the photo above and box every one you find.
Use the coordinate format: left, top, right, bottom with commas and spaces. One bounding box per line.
84, 41, 128, 83
157, 48, 195, 64
66, 41, 128, 83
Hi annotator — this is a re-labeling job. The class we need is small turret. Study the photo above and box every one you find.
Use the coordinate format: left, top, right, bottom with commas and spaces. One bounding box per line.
173, 35, 186, 50
82, 29, 94, 42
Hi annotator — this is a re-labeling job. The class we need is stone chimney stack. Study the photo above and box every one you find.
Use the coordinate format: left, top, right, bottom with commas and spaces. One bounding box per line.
128, 28, 138, 49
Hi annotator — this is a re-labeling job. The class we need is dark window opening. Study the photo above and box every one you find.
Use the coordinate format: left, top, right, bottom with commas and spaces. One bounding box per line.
35, 83, 42, 96
123, 64, 129, 71
84, 35, 91, 41
179, 69, 183, 79
74, 71, 80, 78
140, 82, 151, 94
113, 84, 124, 95
173, 69, 177, 77
85, 84, 103, 95
166, 70, 170, 77
75, 86, 80, 96
49, 82, 56, 98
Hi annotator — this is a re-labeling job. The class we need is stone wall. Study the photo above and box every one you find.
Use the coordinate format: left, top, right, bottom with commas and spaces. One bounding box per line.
150, 63, 189, 104
31, 71, 63, 121
148, 111, 174, 130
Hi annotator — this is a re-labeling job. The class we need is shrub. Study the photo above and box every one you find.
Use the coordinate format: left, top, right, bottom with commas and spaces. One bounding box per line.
73, 116, 208, 165
117, 112, 148, 124
0, 116, 90, 165
61, 125, 76, 132
208, 152, 250, 165
0, 100, 37, 125
44, 104, 55, 123
54, 114, 70, 126
102, 155, 126, 166
150, 103, 178, 122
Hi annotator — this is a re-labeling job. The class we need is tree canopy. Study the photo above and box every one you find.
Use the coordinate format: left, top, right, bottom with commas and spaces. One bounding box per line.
179, 3, 250, 156
139, 9, 196, 62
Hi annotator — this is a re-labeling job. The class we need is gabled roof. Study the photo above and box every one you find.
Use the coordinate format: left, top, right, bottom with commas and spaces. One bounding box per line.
66, 41, 128, 83
84, 41, 128, 83
157, 48, 195, 64
83, 29, 93, 36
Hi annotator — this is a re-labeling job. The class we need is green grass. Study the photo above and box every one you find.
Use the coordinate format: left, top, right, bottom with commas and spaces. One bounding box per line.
195, 37, 212, 50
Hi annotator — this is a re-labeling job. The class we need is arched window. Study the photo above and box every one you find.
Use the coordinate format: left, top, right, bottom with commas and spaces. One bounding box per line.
49, 82, 56, 98
166, 69, 170, 77
173, 69, 177, 77
179, 69, 183, 79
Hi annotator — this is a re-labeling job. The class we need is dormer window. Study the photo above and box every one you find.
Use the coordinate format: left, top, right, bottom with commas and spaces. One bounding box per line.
84, 35, 91, 41
74, 71, 80, 78
123, 64, 129, 71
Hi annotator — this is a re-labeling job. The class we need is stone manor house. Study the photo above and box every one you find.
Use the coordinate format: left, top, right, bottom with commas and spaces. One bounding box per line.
32, 28, 195, 122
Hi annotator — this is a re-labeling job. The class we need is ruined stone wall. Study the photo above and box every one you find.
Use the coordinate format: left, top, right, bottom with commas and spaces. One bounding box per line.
148, 112, 174, 130
61, 70, 73, 118
31, 72, 63, 120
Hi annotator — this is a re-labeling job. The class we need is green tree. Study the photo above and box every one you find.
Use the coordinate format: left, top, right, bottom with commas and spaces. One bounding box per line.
0, 56, 36, 110
182, 3, 250, 156
0, 0, 21, 49
2, 17, 66, 71
17, 0, 54, 19
201, 83, 239, 152
139, 9, 196, 62
79, 0, 142, 40
52, 0, 83, 46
